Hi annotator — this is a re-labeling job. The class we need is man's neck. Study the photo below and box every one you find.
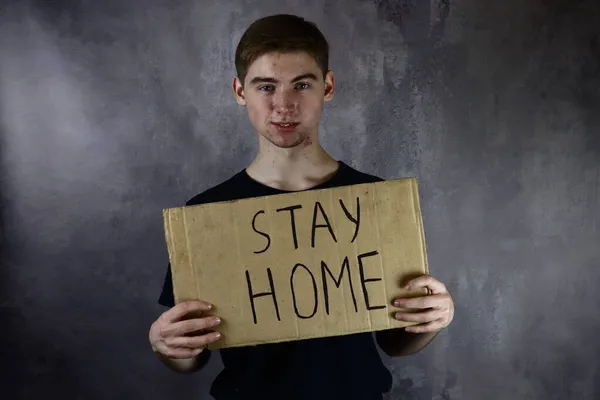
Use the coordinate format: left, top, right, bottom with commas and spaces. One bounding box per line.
246, 137, 340, 191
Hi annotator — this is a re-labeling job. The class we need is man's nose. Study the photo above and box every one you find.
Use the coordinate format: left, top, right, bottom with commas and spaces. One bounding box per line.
272, 90, 297, 114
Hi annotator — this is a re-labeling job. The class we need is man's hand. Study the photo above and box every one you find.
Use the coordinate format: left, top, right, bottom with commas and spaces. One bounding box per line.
392, 274, 454, 333
149, 300, 222, 359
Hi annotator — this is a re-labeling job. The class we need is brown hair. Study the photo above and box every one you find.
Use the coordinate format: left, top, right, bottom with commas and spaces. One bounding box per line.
234, 14, 329, 86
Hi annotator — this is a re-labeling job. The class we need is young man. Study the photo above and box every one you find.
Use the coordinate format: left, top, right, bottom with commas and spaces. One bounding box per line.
149, 14, 454, 400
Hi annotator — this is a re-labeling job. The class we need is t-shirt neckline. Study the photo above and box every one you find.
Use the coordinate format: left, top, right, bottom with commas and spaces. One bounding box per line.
241, 160, 347, 194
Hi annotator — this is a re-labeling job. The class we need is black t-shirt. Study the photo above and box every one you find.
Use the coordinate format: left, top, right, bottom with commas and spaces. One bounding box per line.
158, 161, 393, 400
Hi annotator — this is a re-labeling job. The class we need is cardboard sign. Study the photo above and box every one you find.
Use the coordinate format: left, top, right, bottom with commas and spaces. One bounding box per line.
163, 178, 429, 350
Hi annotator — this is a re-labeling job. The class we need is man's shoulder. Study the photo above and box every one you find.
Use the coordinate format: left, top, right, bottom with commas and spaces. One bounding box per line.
185, 170, 246, 206
338, 162, 385, 185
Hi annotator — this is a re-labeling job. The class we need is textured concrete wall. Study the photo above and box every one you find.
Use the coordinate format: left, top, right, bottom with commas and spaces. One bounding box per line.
1, 0, 599, 399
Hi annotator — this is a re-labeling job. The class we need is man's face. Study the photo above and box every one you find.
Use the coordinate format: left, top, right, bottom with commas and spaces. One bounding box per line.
233, 51, 335, 149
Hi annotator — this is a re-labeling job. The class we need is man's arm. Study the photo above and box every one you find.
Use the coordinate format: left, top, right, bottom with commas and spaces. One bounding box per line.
149, 300, 222, 373
376, 329, 439, 357
379, 274, 454, 357
152, 347, 211, 373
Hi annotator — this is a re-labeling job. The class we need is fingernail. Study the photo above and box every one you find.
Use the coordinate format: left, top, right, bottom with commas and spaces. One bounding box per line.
393, 299, 401, 307
213, 317, 221, 325
215, 332, 221, 339
395, 312, 403, 320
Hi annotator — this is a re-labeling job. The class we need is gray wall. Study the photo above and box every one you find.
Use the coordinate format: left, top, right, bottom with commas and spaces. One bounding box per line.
1, 0, 599, 399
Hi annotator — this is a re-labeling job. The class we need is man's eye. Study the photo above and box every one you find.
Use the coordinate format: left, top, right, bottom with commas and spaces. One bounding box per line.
296, 83, 310, 89
259, 85, 275, 92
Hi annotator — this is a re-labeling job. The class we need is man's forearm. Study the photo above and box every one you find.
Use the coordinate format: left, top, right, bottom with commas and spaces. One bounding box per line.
376, 328, 439, 357
153, 348, 211, 373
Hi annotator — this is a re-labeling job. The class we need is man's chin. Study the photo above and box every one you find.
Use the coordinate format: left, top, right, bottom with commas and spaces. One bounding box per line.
264, 134, 306, 149
274, 140, 304, 149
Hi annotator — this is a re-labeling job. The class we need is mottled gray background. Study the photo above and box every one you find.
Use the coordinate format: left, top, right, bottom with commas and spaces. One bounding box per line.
1, 0, 598, 399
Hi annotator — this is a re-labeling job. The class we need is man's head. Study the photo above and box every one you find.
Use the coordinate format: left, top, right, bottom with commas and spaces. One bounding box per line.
232, 14, 335, 149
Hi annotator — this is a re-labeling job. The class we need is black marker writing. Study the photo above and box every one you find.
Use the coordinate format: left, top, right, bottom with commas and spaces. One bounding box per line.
311, 201, 337, 248
252, 210, 271, 254
321, 256, 358, 315
276, 204, 302, 249
290, 263, 318, 319
246, 268, 281, 324
339, 197, 360, 243
357, 250, 386, 311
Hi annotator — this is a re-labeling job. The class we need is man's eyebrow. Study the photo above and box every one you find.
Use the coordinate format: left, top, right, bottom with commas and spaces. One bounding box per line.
291, 73, 319, 83
248, 73, 319, 86
249, 76, 278, 85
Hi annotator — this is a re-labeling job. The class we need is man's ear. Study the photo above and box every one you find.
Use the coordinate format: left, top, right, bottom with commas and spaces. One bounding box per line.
232, 76, 247, 106
323, 69, 335, 102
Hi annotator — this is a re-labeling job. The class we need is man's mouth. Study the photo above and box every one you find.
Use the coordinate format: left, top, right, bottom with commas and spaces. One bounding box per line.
271, 122, 300, 132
